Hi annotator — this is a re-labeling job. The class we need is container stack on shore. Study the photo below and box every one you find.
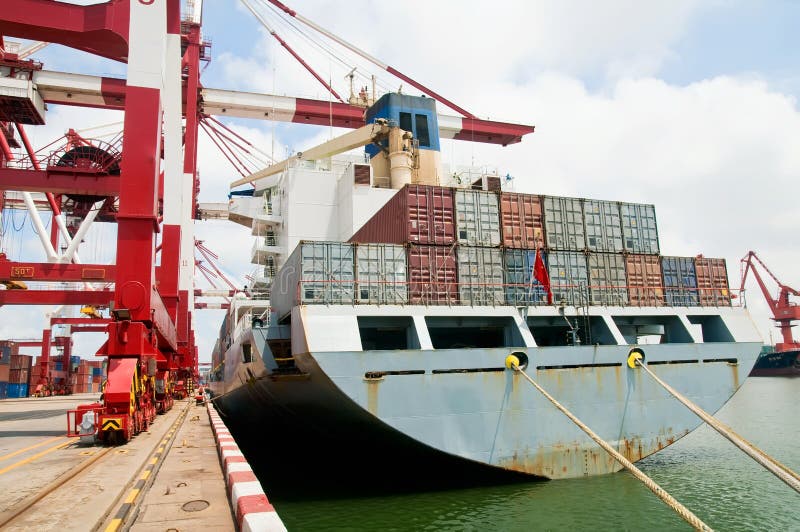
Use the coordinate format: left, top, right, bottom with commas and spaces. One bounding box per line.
271, 184, 732, 315
0, 350, 106, 398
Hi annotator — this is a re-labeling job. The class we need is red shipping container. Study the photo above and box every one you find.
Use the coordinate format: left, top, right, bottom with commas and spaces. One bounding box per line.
625, 254, 665, 306
10, 354, 33, 371
407, 245, 459, 304
0, 364, 9, 382
500, 192, 544, 249
349, 184, 455, 245
695, 256, 731, 307
9, 368, 29, 384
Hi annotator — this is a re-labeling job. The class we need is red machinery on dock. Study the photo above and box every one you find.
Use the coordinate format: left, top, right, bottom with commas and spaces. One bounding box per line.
0, 0, 533, 444
0, 0, 202, 443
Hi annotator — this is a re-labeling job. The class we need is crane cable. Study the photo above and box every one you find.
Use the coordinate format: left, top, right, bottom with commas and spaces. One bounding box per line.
504, 354, 713, 532
628, 349, 800, 493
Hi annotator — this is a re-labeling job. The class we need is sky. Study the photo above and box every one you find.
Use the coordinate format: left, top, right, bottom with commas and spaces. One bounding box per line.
1, 0, 798, 361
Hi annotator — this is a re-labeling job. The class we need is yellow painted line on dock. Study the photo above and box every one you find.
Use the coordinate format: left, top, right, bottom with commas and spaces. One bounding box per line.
0, 437, 67, 462
124, 488, 140, 504
103, 403, 191, 532
0, 440, 71, 476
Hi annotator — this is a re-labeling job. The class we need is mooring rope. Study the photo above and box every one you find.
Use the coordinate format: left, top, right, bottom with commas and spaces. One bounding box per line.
628, 351, 800, 494
505, 355, 713, 532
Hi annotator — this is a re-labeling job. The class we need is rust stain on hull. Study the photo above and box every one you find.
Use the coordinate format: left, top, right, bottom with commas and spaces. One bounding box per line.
496, 429, 684, 479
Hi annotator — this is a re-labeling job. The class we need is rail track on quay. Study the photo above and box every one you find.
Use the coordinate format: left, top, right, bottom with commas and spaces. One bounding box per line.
0, 401, 190, 531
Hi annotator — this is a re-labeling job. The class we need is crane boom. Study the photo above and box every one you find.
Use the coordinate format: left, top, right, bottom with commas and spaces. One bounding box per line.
264, 0, 477, 119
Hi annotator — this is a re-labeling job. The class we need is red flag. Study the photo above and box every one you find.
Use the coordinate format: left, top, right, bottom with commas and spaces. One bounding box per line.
533, 249, 552, 304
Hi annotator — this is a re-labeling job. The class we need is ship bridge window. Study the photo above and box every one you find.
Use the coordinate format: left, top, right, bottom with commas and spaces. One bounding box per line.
358, 316, 420, 351
527, 316, 618, 346
399, 112, 413, 133
612, 316, 694, 345
415, 114, 431, 147
425, 316, 524, 349
687, 315, 734, 342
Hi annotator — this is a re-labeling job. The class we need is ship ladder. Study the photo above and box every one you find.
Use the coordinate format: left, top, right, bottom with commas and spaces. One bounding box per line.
504, 354, 713, 532
627, 348, 800, 494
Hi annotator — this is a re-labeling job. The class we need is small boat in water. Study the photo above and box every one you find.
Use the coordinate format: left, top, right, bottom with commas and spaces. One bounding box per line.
749, 346, 800, 377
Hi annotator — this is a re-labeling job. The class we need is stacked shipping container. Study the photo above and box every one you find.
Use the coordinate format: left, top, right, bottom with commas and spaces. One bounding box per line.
695, 257, 731, 307
8, 354, 32, 398
270, 184, 732, 312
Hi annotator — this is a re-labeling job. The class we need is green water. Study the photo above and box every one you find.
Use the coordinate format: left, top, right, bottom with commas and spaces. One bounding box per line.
268, 378, 800, 531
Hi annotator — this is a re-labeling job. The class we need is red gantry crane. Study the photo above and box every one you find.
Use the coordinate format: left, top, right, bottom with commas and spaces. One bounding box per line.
740, 251, 800, 352
0, 0, 534, 444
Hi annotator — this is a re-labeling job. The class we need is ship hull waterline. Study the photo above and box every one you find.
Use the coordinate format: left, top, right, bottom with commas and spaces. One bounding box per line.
211, 340, 760, 491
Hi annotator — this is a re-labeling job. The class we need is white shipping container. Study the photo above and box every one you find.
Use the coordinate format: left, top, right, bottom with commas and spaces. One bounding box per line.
544, 196, 585, 251
455, 190, 501, 247
588, 252, 628, 306
548, 251, 589, 306
457, 247, 505, 305
621, 203, 660, 254
355, 244, 408, 304
272, 241, 355, 316
583, 200, 623, 252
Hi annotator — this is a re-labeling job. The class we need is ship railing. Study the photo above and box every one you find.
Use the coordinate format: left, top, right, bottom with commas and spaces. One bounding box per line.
286, 279, 742, 308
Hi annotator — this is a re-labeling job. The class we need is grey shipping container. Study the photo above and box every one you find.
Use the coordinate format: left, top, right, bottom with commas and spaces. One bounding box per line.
661, 256, 699, 306
455, 189, 501, 246
272, 241, 355, 316
548, 251, 589, 306
621, 203, 660, 254
588, 252, 628, 306
457, 246, 505, 305
583, 200, 623, 252
504, 249, 548, 305
355, 244, 408, 304
544, 196, 585, 251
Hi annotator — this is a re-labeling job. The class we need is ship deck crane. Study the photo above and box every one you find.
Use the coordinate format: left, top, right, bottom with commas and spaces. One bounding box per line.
740, 250, 800, 352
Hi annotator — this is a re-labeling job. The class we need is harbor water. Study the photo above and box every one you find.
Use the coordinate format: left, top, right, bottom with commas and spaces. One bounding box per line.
265, 377, 799, 531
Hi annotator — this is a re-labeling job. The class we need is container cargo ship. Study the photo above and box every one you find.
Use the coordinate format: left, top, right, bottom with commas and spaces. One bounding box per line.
209, 93, 762, 482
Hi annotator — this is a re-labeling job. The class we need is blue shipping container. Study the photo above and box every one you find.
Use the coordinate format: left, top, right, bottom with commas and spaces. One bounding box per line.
7, 383, 28, 398
55, 362, 63, 371
504, 249, 548, 305
92, 367, 102, 376
0, 381, 7, 399
71, 355, 80, 365
661, 256, 699, 306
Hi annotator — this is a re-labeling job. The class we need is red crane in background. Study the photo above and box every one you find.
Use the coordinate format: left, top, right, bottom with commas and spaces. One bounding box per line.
740, 251, 800, 352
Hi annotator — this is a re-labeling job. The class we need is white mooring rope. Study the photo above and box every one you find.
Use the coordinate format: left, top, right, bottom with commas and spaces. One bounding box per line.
631, 354, 800, 494
506, 356, 713, 532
